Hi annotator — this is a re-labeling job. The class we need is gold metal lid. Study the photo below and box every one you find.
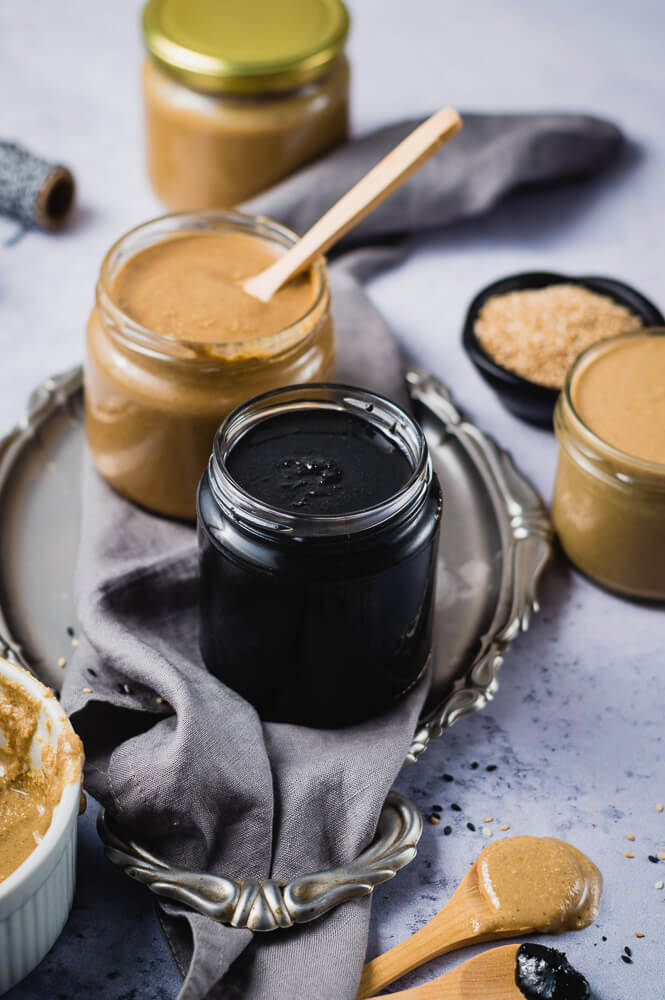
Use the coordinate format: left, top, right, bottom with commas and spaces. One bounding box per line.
142, 0, 350, 94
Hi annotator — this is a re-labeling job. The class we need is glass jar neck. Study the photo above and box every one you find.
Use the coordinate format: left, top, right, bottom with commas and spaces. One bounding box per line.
149, 53, 348, 101
208, 384, 433, 541
95, 210, 328, 366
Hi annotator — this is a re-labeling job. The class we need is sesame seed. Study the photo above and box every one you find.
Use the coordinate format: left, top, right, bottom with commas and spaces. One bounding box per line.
443, 774, 454, 782
57, 657, 66, 668
156, 696, 164, 705
71, 637, 79, 648
471, 762, 479, 770
467, 822, 476, 832
634, 933, 645, 939
658, 851, 665, 861
432, 804, 443, 812
443, 825, 452, 836
484, 816, 494, 823
486, 765, 497, 772
621, 955, 632, 965
66, 626, 75, 637
500, 824, 510, 831
429, 815, 439, 825
655, 881, 664, 890
482, 827, 493, 838
657, 804, 664, 813
451, 803, 461, 812
626, 834, 635, 841
82, 687, 93, 694
624, 946, 632, 956
624, 852, 635, 859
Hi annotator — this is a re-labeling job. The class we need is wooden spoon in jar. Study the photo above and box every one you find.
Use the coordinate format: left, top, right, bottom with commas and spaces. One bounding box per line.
242, 108, 462, 303
364, 944, 523, 999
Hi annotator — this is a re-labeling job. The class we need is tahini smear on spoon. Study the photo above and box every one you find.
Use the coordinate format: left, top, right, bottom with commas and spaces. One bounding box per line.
356, 836, 602, 998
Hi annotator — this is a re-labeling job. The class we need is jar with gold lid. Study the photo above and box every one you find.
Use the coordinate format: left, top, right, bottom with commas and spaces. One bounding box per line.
552, 329, 665, 600
141, 0, 350, 210
85, 210, 334, 520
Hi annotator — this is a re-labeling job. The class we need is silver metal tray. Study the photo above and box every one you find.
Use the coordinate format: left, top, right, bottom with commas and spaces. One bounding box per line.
0, 366, 552, 931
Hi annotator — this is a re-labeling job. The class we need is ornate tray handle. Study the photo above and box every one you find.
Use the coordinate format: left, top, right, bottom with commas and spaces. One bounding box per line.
404, 369, 552, 764
97, 791, 422, 932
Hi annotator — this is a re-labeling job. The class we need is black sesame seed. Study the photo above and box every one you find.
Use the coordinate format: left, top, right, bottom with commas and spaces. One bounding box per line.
486, 764, 497, 772
467, 822, 476, 832
621, 955, 632, 965
602, 936, 607, 942
432, 805, 443, 812
66, 626, 75, 637
648, 855, 659, 864
443, 826, 452, 835
443, 774, 454, 782
88, 668, 98, 678
471, 762, 479, 770
451, 803, 461, 812
624, 946, 632, 957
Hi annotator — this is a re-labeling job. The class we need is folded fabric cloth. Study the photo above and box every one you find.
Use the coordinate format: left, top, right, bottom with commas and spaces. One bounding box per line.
242, 112, 621, 243
63, 111, 621, 1000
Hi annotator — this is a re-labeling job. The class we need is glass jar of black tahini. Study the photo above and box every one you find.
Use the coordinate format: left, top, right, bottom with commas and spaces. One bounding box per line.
197, 384, 442, 728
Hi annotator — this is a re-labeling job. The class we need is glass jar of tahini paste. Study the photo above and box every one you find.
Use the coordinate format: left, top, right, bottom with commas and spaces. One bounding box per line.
142, 0, 350, 210
552, 329, 665, 600
197, 385, 442, 727
85, 210, 334, 520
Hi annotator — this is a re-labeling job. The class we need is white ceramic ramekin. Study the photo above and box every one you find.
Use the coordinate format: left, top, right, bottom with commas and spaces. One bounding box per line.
0, 657, 83, 995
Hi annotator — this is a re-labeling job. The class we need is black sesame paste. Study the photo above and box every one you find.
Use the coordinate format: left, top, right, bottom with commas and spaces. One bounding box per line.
515, 943, 590, 1000
226, 409, 412, 515
198, 389, 442, 727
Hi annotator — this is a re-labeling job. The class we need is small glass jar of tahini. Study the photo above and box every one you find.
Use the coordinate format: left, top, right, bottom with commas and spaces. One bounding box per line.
142, 0, 350, 210
197, 384, 442, 728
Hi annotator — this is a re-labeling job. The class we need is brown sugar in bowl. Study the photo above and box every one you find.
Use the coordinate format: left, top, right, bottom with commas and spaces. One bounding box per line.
462, 271, 665, 426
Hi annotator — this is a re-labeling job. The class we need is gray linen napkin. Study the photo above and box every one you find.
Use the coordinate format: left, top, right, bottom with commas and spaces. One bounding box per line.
242, 112, 621, 242
62, 112, 621, 1000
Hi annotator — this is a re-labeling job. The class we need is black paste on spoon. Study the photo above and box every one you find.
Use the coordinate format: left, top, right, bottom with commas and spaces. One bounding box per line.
515, 944, 591, 1000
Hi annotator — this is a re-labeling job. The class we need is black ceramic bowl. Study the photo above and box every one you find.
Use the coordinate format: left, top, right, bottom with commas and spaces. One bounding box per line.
462, 272, 665, 427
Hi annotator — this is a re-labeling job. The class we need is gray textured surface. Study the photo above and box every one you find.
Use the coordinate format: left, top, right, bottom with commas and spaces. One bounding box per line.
2, 0, 664, 997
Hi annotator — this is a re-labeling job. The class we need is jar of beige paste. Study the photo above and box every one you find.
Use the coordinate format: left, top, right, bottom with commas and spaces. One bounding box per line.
142, 0, 350, 210
552, 329, 665, 600
85, 211, 334, 519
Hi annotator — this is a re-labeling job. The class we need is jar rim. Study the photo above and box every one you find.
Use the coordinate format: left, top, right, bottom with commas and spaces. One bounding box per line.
561, 328, 665, 478
96, 210, 329, 367
208, 384, 433, 539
